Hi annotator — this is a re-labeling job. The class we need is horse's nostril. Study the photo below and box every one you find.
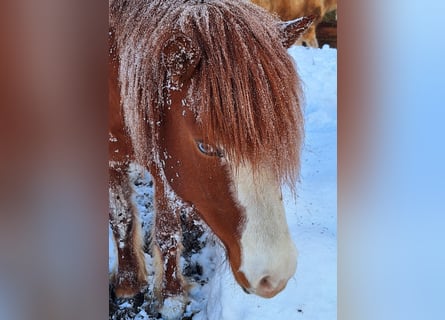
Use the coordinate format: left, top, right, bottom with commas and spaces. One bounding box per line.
259, 276, 272, 290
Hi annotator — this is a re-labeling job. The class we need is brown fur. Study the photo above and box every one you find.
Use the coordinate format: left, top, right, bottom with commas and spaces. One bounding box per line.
251, 0, 337, 47
109, 0, 307, 315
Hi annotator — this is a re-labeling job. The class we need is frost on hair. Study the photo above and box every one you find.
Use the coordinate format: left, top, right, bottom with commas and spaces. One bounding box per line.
110, 0, 304, 189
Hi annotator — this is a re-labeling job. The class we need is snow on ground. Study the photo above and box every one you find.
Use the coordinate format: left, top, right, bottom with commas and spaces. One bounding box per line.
109, 45, 337, 319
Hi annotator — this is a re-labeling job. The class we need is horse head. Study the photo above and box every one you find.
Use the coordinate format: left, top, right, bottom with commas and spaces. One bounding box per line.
155, 14, 315, 298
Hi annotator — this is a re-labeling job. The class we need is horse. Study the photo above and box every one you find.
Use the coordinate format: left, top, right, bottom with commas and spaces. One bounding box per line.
251, 0, 337, 47
109, 0, 314, 318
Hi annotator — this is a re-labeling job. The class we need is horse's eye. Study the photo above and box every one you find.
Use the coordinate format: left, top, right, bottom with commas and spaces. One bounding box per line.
196, 141, 223, 157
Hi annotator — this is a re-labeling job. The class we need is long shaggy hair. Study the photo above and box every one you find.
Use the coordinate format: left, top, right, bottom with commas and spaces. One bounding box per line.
110, 0, 304, 187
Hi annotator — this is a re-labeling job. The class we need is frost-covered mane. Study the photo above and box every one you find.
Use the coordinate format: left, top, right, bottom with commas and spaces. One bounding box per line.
110, 0, 304, 186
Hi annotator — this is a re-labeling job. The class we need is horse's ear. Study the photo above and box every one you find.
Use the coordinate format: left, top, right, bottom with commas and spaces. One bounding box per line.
162, 33, 201, 87
279, 15, 317, 48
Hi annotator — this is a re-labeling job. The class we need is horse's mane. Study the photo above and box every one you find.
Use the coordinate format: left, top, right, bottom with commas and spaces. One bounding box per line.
110, 0, 304, 187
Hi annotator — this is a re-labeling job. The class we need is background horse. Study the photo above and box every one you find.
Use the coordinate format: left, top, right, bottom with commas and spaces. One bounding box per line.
251, 0, 337, 47
109, 0, 314, 318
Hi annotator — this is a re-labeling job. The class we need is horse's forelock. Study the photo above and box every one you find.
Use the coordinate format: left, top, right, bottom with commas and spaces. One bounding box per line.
111, 0, 304, 188
187, 2, 303, 188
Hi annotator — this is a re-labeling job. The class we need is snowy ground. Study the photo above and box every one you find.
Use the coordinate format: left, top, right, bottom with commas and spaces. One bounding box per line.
109, 45, 337, 320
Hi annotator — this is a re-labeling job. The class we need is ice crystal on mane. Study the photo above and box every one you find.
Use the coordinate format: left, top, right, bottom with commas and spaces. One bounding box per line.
110, 0, 304, 187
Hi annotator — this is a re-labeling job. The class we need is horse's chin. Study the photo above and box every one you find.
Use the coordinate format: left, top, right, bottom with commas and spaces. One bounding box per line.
240, 284, 287, 298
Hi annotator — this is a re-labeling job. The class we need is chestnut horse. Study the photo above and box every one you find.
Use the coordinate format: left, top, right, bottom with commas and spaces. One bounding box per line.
109, 0, 314, 318
251, 0, 337, 47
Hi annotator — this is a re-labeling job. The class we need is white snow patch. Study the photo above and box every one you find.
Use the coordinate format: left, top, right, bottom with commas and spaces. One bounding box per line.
159, 296, 187, 320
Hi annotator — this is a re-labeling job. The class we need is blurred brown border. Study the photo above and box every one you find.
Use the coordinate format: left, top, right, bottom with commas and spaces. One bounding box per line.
0, 1, 109, 319
338, 0, 376, 196
338, 1, 377, 319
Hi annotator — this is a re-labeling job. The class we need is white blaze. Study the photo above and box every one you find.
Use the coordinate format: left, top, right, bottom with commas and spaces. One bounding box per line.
231, 163, 298, 294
